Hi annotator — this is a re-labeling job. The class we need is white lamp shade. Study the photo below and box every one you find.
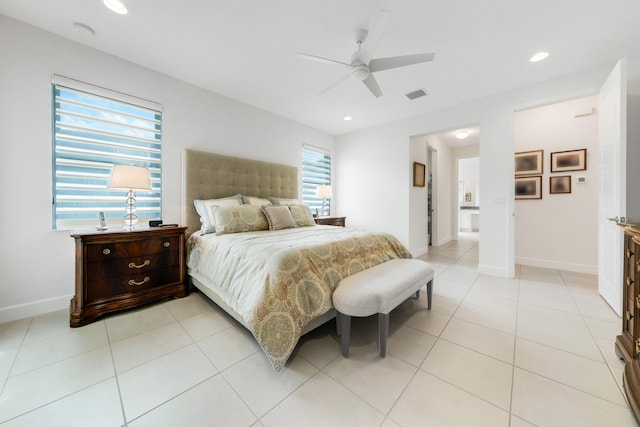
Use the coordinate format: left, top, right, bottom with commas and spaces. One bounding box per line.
315, 185, 332, 198
108, 164, 151, 191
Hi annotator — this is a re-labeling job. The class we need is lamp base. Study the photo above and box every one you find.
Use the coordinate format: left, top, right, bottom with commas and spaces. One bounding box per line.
123, 189, 139, 230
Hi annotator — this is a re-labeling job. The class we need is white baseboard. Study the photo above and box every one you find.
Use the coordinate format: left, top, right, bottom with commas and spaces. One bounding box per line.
412, 246, 430, 257
435, 236, 452, 246
0, 295, 71, 324
515, 256, 597, 275
478, 263, 512, 278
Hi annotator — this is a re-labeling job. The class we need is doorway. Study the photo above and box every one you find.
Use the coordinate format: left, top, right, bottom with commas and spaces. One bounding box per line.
458, 156, 480, 236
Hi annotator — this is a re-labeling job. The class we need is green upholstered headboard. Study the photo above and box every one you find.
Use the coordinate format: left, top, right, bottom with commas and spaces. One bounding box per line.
182, 149, 298, 236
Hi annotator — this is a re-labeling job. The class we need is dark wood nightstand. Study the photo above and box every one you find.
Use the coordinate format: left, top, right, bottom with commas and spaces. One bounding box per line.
314, 216, 346, 227
69, 226, 188, 327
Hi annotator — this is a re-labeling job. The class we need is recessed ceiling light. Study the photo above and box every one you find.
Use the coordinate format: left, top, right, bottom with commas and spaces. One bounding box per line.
103, 0, 128, 15
530, 51, 549, 62
344, 116, 352, 121
455, 131, 469, 139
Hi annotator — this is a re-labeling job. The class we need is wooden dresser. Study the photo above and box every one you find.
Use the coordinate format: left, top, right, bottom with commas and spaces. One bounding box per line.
617, 225, 640, 422
314, 216, 346, 227
70, 226, 188, 327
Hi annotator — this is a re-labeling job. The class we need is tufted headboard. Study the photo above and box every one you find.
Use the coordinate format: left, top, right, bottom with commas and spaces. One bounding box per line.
182, 149, 299, 236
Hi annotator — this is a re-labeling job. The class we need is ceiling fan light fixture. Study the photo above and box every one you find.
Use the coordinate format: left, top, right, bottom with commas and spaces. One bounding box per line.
456, 131, 469, 139
351, 64, 370, 81
530, 51, 549, 62
103, 0, 128, 15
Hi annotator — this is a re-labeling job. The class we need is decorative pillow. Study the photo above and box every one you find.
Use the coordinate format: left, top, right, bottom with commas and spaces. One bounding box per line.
288, 204, 316, 227
212, 204, 269, 235
262, 205, 297, 231
193, 194, 243, 235
268, 196, 302, 206
242, 195, 272, 207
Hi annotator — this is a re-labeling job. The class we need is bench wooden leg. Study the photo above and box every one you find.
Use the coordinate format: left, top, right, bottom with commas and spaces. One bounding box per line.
427, 279, 433, 310
338, 312, 351, 357
378, 312, 389, 357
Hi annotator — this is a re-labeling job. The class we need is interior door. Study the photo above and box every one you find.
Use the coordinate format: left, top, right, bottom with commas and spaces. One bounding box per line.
598, 58, 627, 316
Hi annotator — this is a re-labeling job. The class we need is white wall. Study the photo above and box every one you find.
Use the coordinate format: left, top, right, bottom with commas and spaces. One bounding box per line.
0, 16, 335, 322
514, 96, 599, 273
336, 62, 632, 279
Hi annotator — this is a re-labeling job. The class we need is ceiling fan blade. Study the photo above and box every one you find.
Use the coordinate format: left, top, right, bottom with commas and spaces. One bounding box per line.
356, 9, 391, 64
318, 73, 351, 96
362, 74, 383, 98
296, 52, 352, 68
369, 53, 435, 73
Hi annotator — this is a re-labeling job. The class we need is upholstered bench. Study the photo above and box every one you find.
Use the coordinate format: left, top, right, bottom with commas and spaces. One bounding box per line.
333, 258, 434, 358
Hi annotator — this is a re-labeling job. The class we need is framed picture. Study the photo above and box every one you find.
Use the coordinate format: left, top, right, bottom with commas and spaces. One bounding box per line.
413, 162, 425, 187
515, 176, 542, 200
515, 150, 543, 176
465, 193, 472, 202
550, 149, 586, 172
550, 175, 571, 194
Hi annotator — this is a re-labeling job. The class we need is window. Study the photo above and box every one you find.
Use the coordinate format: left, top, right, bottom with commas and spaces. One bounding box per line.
52, 76, 162, 229
302, 145, 332, 215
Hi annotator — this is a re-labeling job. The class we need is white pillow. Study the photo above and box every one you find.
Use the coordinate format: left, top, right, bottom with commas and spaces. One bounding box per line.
193, 194, 242, 235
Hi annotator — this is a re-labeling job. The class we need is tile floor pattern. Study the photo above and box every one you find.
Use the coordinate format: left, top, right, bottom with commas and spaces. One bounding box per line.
0, 234, 637, 426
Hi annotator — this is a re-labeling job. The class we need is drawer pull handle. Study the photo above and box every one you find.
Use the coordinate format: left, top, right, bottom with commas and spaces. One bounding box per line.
128, 277, 150, 286
628, 277, 634, 286
628, 249, 635, 258
627, 311, 634, 321
635, 339, 640, 355
163, 241, 170, 248
128, 260, 151, 269
103, 249, 111, 255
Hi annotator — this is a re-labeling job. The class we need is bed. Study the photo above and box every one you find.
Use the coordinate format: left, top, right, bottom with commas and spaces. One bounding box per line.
182, 149, 412, 370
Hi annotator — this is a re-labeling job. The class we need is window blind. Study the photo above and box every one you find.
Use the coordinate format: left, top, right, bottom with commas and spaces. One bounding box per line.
52, 77, 163, 229
302, 146, 332, 215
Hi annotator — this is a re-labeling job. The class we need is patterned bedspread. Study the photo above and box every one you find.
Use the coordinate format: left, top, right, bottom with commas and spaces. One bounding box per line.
187, 225, 412, 371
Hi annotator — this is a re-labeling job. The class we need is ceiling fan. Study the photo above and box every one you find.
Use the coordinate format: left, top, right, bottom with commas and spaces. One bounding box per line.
297, 9, 435, 98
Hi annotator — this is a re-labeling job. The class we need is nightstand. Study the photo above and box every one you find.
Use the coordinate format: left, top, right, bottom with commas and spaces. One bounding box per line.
314, 216, 346, 227
69, 226, 188, 327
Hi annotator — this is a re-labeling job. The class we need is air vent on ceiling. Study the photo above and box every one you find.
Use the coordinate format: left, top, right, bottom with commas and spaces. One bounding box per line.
405, 88, 429, 100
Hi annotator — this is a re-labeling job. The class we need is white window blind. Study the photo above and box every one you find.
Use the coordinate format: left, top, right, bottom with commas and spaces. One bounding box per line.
302, 146, 332, 215
52, 76, 163, 229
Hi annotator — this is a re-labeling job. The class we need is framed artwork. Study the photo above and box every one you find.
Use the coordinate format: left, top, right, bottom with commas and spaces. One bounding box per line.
551, 149, 586, 172
413, 162, 425, 187
515, 176, 542, 200
515, 150, 544, 176
465, 193, 472, 202
550, 175, 571, 194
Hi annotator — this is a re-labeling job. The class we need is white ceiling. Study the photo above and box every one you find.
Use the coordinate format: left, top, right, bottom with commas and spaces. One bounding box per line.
1, 0, 639, 135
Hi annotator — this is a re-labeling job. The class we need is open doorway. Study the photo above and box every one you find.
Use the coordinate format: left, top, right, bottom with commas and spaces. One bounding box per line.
458, 156, 480, 238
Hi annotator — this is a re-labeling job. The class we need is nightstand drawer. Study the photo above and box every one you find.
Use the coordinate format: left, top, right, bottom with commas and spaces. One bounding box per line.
87, 250, 180, 281
86, 235, 180, 262
86, 266, 182, 301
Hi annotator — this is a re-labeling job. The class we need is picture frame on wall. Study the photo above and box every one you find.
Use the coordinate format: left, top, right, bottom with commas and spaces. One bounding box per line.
413, 162, 425, 187
550, 148, 586, 172
515, 176, 542, 200
515, 150, 543, 176
550, 175, 572, 194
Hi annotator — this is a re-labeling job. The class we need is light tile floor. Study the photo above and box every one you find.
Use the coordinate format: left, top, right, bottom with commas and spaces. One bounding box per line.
0, 234, 636, 426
